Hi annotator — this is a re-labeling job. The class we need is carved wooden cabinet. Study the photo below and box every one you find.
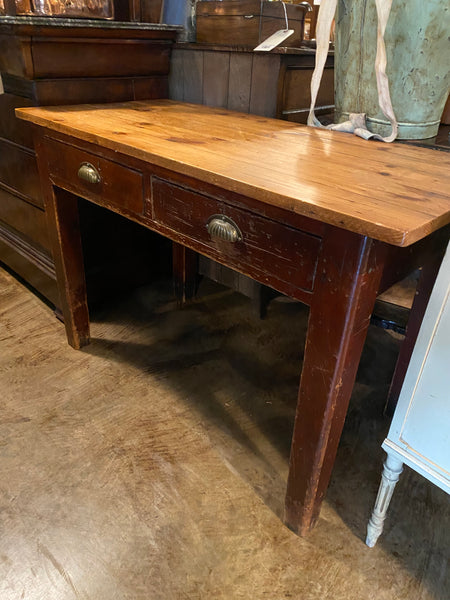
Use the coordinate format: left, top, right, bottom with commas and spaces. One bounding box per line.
0, 16, 179, 306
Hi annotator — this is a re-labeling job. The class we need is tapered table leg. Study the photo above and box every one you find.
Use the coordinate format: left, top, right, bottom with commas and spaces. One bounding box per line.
285, 229, 388, 535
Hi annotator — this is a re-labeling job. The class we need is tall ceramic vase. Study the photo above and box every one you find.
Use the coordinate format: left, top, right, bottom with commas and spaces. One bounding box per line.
334, 0, 450, 139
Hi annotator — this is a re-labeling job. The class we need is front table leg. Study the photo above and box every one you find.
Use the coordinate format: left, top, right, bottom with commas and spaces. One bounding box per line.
46, 186, 90, 349
285, 229, 388, 535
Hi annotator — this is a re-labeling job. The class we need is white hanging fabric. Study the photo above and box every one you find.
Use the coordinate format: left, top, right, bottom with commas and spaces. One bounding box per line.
307, 0, 398, 142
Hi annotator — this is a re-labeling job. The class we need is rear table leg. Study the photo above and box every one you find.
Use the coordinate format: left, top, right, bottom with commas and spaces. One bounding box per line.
385, 253, 445, 415
172, 242, 199, 307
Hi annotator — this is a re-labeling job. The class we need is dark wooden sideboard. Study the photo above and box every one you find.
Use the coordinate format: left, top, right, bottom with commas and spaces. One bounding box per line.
0, 16, 180, 306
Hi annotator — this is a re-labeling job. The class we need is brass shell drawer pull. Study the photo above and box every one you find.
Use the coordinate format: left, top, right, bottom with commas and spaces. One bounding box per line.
206, 215, 242, 243
77, 162, 101, 184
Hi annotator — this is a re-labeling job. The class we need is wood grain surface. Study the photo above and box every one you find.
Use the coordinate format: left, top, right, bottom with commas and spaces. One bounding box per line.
17, 100, 450, 247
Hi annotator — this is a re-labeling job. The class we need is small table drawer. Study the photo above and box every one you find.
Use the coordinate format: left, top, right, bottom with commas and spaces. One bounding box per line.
152, 178, 321, 293
45, 139, 144, 215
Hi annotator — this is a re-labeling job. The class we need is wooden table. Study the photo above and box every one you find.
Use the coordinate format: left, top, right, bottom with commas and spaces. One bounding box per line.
17, 100, 450, 535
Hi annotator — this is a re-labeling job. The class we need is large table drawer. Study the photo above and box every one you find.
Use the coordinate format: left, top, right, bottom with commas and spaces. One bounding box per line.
152, 178, 321, 293
45, 139, 144, 215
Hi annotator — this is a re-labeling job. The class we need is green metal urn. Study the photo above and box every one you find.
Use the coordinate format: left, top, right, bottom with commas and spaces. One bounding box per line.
334, 0, 450, 139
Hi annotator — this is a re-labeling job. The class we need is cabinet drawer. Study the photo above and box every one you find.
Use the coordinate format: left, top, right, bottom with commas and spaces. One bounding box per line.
31, 40, 171, 79
0, 139, 42, 207
152, 178, 321, 293
0, 93, 34, 148
45, 139, 144, 215
0, 187, 50, 251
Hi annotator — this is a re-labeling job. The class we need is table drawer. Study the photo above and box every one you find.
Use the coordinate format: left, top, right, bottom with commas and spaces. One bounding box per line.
45, 139, 144, 215
152, 178, 321, 293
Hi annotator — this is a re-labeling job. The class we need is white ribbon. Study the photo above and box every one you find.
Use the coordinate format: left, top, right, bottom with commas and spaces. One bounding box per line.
307, 0, 398, 143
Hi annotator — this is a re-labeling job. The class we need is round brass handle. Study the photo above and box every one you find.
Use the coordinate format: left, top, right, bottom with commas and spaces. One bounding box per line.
77, 162, 101, 185
206, 215, 242, 243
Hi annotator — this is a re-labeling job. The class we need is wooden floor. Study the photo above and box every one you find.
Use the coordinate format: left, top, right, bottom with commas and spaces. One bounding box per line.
1, 266, 449, 600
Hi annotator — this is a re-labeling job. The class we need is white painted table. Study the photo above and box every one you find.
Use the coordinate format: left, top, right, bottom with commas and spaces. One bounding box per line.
367, 242, 450, 547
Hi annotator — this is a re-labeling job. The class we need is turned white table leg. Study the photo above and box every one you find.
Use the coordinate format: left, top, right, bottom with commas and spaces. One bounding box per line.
366, 452, 404, 548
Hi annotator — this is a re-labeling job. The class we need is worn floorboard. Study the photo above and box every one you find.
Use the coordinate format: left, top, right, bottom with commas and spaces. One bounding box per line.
0, 267, 448, 600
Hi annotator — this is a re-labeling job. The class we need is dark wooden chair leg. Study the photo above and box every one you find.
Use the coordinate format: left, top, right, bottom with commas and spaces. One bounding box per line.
384, 252, 445, 416
45, 187, 90, 349
284, 230, 388, 535
172, 242, 199, 307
